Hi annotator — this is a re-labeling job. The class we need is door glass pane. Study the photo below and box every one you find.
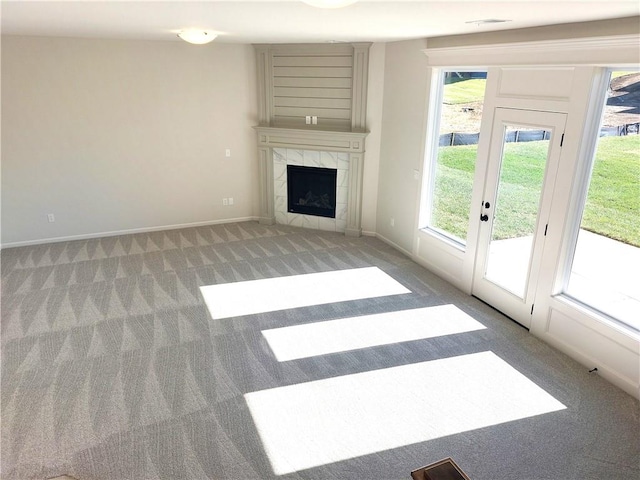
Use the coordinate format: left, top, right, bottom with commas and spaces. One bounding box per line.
485, 126, 551, 298
564, 70, 640, 330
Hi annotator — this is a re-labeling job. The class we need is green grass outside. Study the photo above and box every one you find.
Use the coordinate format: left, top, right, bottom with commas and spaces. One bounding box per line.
582, 135, 640, 246
431, 135, 640, 247
443, 78, 487, 104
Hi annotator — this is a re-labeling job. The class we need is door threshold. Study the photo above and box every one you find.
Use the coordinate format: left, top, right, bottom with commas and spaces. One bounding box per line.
473, 295, 530, 331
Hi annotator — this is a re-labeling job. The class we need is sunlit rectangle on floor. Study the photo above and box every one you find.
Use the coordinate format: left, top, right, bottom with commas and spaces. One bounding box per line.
262, 304, 486, 361
200, 267, 410, 319
245, 351, 566, 475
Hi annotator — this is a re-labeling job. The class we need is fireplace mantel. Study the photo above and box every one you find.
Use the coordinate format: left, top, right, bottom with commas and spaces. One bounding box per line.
254, 125, 369, 237
254, 126, 368, 153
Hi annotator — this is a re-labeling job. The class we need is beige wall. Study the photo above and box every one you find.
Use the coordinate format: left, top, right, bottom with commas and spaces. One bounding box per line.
1, 36, 258, 245
375, 38, 429, 253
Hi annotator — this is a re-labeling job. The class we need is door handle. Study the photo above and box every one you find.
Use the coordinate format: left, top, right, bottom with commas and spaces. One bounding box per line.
481, 200, 491, 221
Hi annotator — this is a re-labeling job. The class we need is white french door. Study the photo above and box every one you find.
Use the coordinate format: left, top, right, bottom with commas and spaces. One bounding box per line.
472, 108, 566, 328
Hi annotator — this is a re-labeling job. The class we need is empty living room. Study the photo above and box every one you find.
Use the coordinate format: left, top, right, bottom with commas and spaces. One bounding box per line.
1, 1, 639, 479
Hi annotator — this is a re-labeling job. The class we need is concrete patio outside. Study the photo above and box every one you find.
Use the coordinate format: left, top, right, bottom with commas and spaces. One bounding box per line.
486, 229, 639, 331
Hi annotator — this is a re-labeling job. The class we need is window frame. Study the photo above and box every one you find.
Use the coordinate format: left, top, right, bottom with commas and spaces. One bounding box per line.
557, 67, 640, 333
419, 68, 488, 250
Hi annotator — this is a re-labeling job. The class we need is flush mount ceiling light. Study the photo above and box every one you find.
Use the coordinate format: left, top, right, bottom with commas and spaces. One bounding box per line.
465, 19, 512, 26
177, 30, 217, 45
301, 0, 358, 8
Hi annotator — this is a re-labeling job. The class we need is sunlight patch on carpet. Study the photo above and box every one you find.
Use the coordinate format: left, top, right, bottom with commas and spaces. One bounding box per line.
262, 304, 486, 361
245, 351, 566, 475
200, 267, 410, 319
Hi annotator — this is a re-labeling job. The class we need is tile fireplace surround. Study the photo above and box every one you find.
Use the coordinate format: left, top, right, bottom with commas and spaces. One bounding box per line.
254, 126, 368, 237
274, 148, 348, 233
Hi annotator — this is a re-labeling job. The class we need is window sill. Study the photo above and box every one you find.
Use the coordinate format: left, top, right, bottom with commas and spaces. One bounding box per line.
418, 227, 466, 253
554, 293, 640, 342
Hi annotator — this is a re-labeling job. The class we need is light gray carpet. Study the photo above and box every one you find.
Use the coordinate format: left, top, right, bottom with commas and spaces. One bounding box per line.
1, 221, 638, 480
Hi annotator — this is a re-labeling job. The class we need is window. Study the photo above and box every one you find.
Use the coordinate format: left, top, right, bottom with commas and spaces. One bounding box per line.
563, 70, 640, 331
422, 70, 487, 245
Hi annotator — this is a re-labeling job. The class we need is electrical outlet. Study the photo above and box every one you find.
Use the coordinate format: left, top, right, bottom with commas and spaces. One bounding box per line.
228, 197, 234, 206
305, 116, 311, 125
312, 116, 318, 125
390, 218, 395, 227
225, 149, 231, 158
47, 213, 55, 223
223, 198, 228, 206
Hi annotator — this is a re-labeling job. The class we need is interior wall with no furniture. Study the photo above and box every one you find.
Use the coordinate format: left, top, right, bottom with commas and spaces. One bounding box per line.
1, 36, 259, 246
375, 37, 429, 254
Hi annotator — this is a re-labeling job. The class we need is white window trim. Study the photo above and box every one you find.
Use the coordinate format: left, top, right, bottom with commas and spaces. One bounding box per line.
420, 68, 488, 250
419, 69, 444, 231
555, 67, 640, 332
422, 35, 639, 68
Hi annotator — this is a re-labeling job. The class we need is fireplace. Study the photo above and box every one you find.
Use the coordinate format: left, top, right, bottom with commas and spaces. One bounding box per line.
253, 43, 370, 236
287, 165, 337, 218
254, 128, 368, 236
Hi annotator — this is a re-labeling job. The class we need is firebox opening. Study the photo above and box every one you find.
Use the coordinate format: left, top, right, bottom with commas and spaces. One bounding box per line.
287, 165, 337, 219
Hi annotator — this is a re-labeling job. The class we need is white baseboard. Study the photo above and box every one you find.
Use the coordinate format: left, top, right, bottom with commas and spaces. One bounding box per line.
1, 216, 259, 249
536, 330, 640, 400
374, 232, 414, 259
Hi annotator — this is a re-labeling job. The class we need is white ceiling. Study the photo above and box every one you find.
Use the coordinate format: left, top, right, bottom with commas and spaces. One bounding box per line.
1, 0, 638, 44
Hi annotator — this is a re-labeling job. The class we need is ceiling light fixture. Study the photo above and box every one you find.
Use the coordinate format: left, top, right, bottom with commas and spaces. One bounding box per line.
465, 19, 512, 26
301, 0, 358, 8
177, 30, 217, 45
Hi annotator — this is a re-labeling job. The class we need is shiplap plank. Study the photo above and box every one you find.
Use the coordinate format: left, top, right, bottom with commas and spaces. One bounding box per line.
273, 56, 353, 67
273, 77, 352, 88
274, 106, 352, 120
271, 44, 353, 56
274, 97, 352, 109
274, 66, 353, 78
274, 87, 352, 99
